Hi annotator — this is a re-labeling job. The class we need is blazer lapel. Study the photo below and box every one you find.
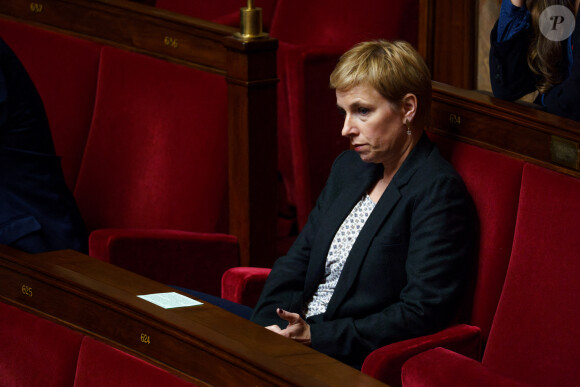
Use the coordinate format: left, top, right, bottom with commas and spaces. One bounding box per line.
303, 161, 382, 299
324, 133, 434, 319
323, 185, 402, 319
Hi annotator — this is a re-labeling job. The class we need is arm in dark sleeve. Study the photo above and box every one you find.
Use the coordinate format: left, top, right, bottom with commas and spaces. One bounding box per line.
250, 153, 346, 327
308, 175, 477, 369
542, 11, 580, 121
489, 19, 537, 100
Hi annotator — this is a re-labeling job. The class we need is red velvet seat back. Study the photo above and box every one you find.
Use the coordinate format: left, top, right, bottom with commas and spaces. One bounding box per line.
74, 337, 196, 386
74, 46, 228, 233
269, 0, 418, 48
482, 164, 580, 386
429, 134, 524, 340
0, 302, 83, 386
0, 19, 102, 191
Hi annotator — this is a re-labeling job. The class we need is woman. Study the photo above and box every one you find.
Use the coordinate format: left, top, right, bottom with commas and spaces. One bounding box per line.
490, 0, 580, 121
251, 40, 477, 369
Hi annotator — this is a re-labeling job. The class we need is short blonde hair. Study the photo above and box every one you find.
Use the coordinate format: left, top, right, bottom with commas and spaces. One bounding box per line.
330, 40, 432, 127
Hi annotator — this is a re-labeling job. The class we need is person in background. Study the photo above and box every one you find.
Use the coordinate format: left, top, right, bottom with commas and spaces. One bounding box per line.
490, 0, 580, 121
250, 40, 477, 369
0, 37, 88, 253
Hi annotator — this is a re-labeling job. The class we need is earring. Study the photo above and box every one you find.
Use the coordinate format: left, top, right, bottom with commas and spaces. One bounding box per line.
405, 120, 411, 136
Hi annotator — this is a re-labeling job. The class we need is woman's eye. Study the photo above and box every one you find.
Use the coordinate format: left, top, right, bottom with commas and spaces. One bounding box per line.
359, 107, 370, 115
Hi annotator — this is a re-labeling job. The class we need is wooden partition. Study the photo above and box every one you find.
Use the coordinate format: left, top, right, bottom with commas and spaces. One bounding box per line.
0, 245, 386, 386
418, 0, 476, 89
428, 82, 580, 177
0, 0, 278, 267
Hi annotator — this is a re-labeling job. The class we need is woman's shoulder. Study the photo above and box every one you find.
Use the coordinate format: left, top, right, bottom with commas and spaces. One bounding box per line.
411, 147, 471, 202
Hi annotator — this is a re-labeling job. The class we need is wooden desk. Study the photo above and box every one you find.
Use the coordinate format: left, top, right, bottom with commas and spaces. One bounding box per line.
0, 245, 386, 386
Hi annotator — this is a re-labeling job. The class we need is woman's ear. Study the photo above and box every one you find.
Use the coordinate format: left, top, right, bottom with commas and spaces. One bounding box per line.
401, 93, 418, 123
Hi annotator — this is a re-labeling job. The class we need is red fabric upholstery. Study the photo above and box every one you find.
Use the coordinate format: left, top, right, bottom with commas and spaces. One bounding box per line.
270, 1, 419, 228
72, 46, 235, 291
0, 19, 102, 190
269, 0, 417, 48
74, 46, 229, 233
221, 266, 271, 307
481, 164, 580, 386
360, 136, 523, 386
428, 134, 524, 340
363, 325, 481, 387
155, 0, 278, 30
0, 302, 83, 386
401, 347, 533, 387
74, 337, 196, 386
275, 44, 351, 227
401, 164, 580, 386
90, 229, 239, 296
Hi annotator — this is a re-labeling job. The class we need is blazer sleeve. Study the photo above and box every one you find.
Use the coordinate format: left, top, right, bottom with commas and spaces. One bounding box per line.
489, 20, 536, 101
308, 173, 476, 369
250, 152, 347, 326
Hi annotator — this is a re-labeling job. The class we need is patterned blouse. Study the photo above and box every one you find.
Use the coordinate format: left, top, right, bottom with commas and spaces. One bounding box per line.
304, 194, 376, 318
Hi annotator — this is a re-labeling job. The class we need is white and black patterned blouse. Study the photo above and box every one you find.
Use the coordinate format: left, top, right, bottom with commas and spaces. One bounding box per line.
304, 194, 376, 318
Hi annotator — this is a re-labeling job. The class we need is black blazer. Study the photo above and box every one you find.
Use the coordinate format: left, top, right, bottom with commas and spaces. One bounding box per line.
251, 133, 477, 369
0, 38, 87, 253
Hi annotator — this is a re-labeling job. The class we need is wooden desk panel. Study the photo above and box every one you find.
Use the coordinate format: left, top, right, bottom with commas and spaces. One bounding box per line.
0, 245, 386, 386
429, 82, 580, 177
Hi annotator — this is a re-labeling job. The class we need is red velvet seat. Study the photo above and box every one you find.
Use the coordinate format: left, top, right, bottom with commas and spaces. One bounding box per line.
74, 337, 196, 386
74, 46, 237, 295
221, 137, 525, 386
401, 163, 580, 387
0, 18, 102, 190
359, 135, 524, 386
0, 302, 84, 386
269, 0, 419, 229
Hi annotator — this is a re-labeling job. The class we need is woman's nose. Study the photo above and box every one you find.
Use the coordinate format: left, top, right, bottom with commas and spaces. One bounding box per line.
341, 115, 356, 137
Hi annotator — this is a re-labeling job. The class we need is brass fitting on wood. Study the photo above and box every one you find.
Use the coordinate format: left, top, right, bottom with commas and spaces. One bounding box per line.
236, 0, 268, 40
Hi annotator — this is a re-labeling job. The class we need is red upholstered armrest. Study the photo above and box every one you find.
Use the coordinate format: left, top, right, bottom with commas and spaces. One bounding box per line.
401, 347, 533, 387
362, 324, 482, 387
221, 267, 271, 308
89, 229, 239, 297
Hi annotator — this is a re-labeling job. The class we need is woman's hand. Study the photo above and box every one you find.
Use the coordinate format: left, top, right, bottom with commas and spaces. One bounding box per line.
510, 0, 525, 8
265, 308, 311, 346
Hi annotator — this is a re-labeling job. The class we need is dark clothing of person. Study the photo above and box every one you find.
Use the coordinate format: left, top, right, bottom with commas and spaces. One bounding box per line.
0, 38, 88, 253
490, 6, 580, 121
251, 133, 477, 369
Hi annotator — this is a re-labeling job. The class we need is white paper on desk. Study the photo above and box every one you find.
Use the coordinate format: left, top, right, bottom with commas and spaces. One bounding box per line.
138, 292, 203, 309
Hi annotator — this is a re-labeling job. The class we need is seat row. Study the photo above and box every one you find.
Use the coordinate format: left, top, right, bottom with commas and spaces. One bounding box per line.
222, 133, 580, 386
0, 18, 237, 296
0, 301, 196, 386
